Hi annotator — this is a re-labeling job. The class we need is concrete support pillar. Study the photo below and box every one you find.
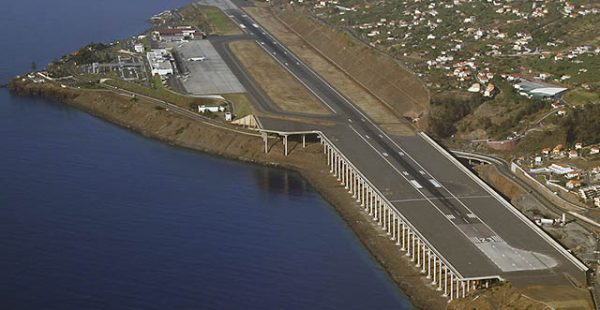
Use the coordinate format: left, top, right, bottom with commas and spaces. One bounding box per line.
284, 135, 288, 156
400, 223, 406, 250
422, 247, 427, 274
346, 167, 350, 191
350, 172, 355, 196
467, 280, 470, 293
380, 203, 385, 228
334, 155, 338, 177
360, 181, 365, 206
392, 214, 396, 240
450, 273, 454, 301
426, 249, 431, 278
443, 267, 448, 297
368, 188, 373, 213
329, 149, 334, 174
341, 161, 345, 185
461, 281, 465, 298
373, 196, 378, 219
262, 132, 268, 153
387, 208, 391, 235
377, 198, 382, 224
438, 264, 443, 291
344, 163, 349, 188
302, 134, 306, 148
410, 234, 415, 261
416, 239, 421, 267
406, 232, 411, 257
432, 256, 437, 285
368, 189, 373, 214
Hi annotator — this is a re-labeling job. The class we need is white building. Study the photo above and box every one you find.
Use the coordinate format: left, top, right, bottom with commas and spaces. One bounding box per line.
146, 49, 173, 76
549, 163, 574, 175
198, 105, 225, 113
134, 43, 144, 53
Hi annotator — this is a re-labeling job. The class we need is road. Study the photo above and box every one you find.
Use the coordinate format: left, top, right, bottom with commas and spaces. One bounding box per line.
193, 0, 588, 286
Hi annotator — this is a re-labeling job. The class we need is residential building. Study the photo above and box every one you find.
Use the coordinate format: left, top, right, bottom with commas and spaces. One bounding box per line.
566, 179, 582, 190
549, 163, 574, 175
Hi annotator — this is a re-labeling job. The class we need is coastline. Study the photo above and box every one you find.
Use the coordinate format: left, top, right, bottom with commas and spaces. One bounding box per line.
8, 79, 448, 309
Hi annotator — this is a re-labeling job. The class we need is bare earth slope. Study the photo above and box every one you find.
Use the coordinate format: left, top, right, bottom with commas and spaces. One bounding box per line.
277, 11, 430, 118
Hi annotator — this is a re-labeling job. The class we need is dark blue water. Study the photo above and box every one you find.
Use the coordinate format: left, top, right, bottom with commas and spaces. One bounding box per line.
0, 1, 413, 309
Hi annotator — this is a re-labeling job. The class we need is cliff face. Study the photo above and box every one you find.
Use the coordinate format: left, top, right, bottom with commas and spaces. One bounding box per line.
9, 79, 79, 101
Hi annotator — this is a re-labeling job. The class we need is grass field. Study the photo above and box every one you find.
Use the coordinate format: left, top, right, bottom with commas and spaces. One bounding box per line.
223, 93, 253, 118
564, 88, 600, 106
228, 40, 331, 115
200, 5, 241, 36
177, 4, 241, 36
104, 79, 216, 108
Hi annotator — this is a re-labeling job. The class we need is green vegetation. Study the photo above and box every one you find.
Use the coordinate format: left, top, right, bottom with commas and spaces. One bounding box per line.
564, 88, 600, 106
224, 94, 253, 118
200, 5, 240, 35
71, 43, 113, 64
104, 79, 216, 108
152, 74, 162, 89
179, 4, 240, 35
428, 93, 484, 138
563, 104, 600, 145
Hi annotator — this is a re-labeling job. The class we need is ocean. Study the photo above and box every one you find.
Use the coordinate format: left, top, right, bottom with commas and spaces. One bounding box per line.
0, 1, 413, 309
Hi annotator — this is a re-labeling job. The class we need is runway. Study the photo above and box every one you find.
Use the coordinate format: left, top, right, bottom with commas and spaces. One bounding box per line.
193, 0, 587, 285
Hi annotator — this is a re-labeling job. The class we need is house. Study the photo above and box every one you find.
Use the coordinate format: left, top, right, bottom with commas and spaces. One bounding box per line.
467, 83, 481, 93
566, 171, 579, 179
154, 26, 199, 42
552, 144, 564, 156
575, 142, 583, 150
549, 163, 574, 175
566, 179, 582, 189
133, 43, 144, 53
590, 147, 599, 155
542, 148, 551, 156
483, 83, 497, 98
197, 105, 225, 113
568, 150, 578, 159
534, 156, 543, 165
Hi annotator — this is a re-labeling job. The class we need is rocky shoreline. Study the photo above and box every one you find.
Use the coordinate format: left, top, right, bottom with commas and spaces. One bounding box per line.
9, 79, 451, 309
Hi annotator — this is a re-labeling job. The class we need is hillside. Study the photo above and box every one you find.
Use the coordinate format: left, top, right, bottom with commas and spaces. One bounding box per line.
284, 0, 600, 154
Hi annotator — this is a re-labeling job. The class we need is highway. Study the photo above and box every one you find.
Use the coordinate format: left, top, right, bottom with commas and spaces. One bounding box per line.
195, 0, 588, 286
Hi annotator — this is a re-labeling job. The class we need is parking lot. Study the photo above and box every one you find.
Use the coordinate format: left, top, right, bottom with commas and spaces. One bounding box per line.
176, 40, 245, 95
